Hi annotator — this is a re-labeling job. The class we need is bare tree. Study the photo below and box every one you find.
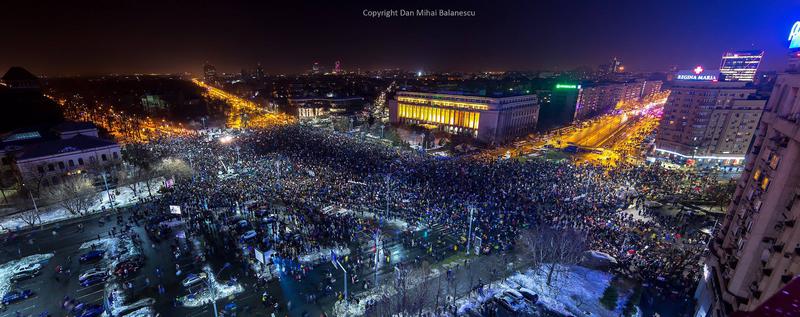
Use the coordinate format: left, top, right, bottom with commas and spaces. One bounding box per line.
46, 175, 97, 216
19, 165, 48, 196
408, 266, 433, 316
16, 209, 41, 228
142, 168, 161, 197
157, 157, 192, 181
517, 225, 587, 286
116, 167, 142, 197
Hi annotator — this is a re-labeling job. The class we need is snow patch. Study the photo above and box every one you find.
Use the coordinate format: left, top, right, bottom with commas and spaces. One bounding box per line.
180, 265, 244, 307
298, 246, 350, 264
0, 253, 53, 298
0, 179, 164, 233
454, 264, 637, 317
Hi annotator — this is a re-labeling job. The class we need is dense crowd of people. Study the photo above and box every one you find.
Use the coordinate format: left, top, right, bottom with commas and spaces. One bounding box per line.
140, 124, 726, 306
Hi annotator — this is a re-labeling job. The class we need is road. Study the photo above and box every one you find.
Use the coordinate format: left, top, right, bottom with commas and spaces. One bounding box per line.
192, 79, 295, 129
0, 200, 467, 317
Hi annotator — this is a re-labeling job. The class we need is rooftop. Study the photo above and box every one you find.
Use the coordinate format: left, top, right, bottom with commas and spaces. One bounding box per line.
1, 67, 38, 81
16, 134, 117, 161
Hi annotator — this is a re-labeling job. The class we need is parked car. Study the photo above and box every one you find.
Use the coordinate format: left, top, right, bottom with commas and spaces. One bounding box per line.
518, 288, 539, 305
181, 273, 208, 288
114, 257, 144, 277
79, 250, 106, 263
10, 269, 40, 282
2, 290, 33, 305
239, 230, 257, 242
13, 263, 41, 275
80, 274, 108, 287
79, 268, 108, 282
79, 304, 104, 317
494, 290, 524, 312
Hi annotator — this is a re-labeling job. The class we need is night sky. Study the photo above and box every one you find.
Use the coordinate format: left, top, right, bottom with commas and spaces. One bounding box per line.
1, 0, 797, 76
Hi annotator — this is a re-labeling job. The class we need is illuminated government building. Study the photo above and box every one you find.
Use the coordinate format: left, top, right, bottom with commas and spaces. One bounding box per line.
388, 91, 539, 143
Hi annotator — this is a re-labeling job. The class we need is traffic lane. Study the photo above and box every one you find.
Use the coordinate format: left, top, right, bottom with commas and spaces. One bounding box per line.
0, 206, 168, 317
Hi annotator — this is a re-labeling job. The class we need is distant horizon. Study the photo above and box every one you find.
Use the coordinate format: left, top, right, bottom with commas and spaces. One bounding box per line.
4, 65, 782, 79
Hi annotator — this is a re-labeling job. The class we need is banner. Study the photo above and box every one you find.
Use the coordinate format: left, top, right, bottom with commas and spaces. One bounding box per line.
169, 205, 182, 215
255, 249, 266, 264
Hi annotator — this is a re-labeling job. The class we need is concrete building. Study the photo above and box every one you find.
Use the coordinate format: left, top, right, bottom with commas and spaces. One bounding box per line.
642, 80, 663, 97
538, 84, 580, 131
574, 80, 662, 121
694, 27, 800, 317
655, 72, 765, 167
289, 96, 365, 119
720, 50, 764, 82
388, 91, 539, 143
203, 62, 217, 84
0, 122, 121, 188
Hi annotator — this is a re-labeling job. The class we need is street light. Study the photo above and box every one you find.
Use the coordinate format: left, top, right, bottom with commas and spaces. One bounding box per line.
206, 262, 231, 317
466, 206, 475, 255
331, 252, 348, 302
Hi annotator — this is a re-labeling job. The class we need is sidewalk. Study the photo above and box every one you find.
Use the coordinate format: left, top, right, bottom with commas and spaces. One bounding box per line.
0, 178, 164, 233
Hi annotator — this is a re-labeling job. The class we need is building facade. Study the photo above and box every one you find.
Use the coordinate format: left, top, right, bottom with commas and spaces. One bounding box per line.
720, 50, 764, 82
695, 73, 800, 317
655, 78, 765, 167
203, 62, 217, 84
574, 80, 663, 121
388, 91, 539, 143
694, 27, 800, 316
0, 122, 121, 189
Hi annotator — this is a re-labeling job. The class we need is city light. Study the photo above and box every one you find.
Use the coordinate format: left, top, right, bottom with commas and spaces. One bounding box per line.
789, 21, 800, 48
219, 135, 234, 143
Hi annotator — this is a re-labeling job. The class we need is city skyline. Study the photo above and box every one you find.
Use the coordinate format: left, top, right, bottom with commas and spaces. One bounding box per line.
1, 0, 797, 76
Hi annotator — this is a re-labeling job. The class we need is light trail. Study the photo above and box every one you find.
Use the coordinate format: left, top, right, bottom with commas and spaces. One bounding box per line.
192, 79, 295, 129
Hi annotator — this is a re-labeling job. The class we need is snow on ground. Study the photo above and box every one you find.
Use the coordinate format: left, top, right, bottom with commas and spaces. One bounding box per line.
332, 259, 455, 316
80, 236, 145, 314
117, 307, 155, 317
621, 205, 653, 223
111, 297, 156, 316
0, 253, 54, 299
298, 246, 350, 264
180, 265, 244, 307
79, 236, 141, 267
0, 179, 164, 233
454, 264, 635, 317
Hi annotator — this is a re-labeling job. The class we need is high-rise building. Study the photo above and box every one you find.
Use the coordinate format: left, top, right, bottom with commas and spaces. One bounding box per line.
388, 91, 539, 143
255, 63, 265, 80
334, 61, 342, 74
537, 84, 580, 131
203, 62, 217, 83
599, 57, 624, 75
719, 50, 764, 82
311, 62, 320, 74
694, 26, 800, 316
655, 67, 765, 167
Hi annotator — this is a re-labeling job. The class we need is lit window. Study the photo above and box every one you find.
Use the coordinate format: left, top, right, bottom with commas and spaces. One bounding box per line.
760, 177, 770, 191
768, 153, 780, 170
752, 168, 761, 181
